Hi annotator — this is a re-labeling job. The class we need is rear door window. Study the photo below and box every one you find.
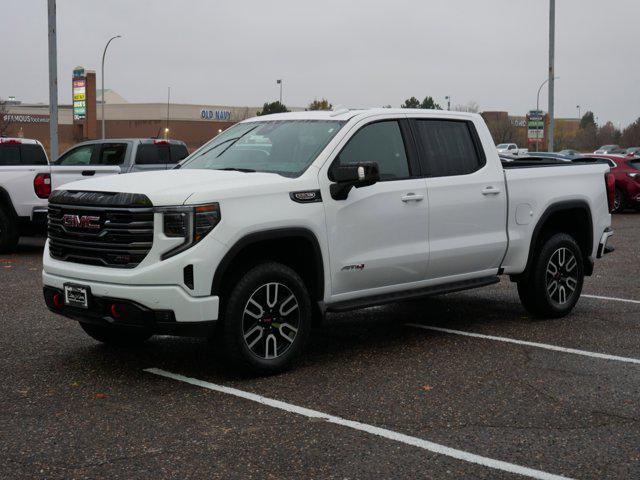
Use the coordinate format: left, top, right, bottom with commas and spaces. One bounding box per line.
96, 143, 127, 165
629, 160, 640, 171
135, 144, 171, 165
55, 145, 95, 165
412, 120, 485, 177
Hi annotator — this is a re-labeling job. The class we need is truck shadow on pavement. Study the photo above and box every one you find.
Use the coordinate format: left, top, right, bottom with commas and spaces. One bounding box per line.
66, 290, 540, 382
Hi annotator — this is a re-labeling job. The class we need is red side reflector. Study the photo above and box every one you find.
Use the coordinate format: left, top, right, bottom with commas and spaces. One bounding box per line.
34, 173, 51, 199
605, 172, 615, 213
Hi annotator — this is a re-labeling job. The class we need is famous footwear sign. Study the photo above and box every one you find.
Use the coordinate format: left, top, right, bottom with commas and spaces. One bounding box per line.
2, 114, 49, 124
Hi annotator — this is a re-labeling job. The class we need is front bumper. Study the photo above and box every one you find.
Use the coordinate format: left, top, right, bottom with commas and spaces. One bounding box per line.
42, 271, 219, 324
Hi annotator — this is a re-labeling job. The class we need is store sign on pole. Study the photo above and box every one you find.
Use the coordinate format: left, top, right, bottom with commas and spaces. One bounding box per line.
528, 110, 544, 143
73, 78, 86, 120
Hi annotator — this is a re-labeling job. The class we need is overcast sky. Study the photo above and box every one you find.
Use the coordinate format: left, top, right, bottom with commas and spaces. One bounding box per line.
3, 0, 639, 127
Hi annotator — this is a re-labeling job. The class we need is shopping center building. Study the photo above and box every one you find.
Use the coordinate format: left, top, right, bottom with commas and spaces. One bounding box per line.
2, 95, 262, 157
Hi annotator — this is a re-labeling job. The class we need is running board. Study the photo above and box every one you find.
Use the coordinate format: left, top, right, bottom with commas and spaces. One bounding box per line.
326, 276, 500, 313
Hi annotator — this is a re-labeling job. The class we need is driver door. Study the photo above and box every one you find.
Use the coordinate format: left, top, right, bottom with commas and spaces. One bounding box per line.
321, 117, 429, 300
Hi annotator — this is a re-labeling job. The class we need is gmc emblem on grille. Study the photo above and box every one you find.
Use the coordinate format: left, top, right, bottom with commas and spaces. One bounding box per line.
62, 214, 101, 229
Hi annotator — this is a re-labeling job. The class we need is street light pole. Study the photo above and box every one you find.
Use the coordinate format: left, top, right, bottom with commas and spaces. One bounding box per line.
536, 76, 559, 151
576, 105, 581, 120
101, 35, 121, 139
548, 0, 556, 152
445, 96, 451, 111
47, 0, 58, 159
276, 79, 283, 104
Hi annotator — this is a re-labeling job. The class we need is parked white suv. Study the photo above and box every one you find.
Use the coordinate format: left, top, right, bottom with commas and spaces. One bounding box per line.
42, 109, 614, 373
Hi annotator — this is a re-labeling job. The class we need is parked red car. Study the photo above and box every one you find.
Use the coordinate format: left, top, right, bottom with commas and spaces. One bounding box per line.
586, 155, 640, 212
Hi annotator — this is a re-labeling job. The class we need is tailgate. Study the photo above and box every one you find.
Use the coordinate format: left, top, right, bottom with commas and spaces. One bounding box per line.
50, 165, 121, 190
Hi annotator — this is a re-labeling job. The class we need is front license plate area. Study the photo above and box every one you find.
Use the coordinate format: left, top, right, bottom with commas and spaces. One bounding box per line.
64, 284, 89, 309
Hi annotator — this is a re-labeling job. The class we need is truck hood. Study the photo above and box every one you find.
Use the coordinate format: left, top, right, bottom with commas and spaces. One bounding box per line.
54, 169, 297, 206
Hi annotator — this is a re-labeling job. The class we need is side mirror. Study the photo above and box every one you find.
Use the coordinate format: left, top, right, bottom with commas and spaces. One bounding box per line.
330, 162, 380, 200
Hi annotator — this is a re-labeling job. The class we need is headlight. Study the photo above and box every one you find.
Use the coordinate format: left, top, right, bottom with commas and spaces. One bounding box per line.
158, 203, 221, 260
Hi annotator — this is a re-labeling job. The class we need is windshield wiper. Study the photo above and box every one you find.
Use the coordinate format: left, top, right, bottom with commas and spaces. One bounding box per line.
217, 167, 256, 173
215, 125, 258, 158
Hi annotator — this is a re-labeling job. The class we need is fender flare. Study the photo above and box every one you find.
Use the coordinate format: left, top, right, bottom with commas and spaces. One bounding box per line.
522, 200, 594, 276
210, 227, 325, 299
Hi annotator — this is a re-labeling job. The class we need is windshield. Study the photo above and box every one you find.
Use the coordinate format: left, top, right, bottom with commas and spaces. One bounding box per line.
496, 144, 509, 149
180, 120, 345, 177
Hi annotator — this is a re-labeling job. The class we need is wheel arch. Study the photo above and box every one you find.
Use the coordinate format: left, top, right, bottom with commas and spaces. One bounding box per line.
521, 200, 594, 278
0, 187, 18, 217
211, 228, 325, 302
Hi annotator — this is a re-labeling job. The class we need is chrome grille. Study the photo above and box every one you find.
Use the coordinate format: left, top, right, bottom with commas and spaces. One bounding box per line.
48, 204, 154, 268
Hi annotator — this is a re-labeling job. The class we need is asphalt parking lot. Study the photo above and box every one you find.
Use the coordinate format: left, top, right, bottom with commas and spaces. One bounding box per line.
1, 214, 638, 480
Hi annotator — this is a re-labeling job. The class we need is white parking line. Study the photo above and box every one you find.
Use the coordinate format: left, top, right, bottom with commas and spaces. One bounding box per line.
407, 324, 640, 365
581, 294, 640, 305
145, 367, 572, 480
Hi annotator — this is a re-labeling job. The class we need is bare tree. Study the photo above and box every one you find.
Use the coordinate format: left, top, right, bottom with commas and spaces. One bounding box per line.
0, 100, 11, 137
485, 117, 517, 144
453, 101, 480, 113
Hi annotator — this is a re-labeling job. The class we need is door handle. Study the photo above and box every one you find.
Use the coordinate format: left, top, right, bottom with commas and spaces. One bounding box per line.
401, 193, 424, 203
82, 170, 96, 176
481, 186, 501, 196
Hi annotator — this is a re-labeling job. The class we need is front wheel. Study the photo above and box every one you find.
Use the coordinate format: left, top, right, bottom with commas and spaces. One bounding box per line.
517, 233, 584, 318
220, 262, 312, 374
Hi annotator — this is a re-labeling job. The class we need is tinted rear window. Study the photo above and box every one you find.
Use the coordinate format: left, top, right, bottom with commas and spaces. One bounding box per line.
0, 143, 48, 166
630, 160, 640, 171
170, 144, 188, 163
135, 144, 171, 165
97, 143, 127, 165
0, 144, 21, 165
413, 120, 485, 177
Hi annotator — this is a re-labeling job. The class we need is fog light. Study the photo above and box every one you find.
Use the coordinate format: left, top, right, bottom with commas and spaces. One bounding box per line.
110, 303, 122, 319
53, 292, 64, 309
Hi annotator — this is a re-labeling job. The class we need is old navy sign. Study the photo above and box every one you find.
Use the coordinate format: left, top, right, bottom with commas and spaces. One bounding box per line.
201, 109, 231, 121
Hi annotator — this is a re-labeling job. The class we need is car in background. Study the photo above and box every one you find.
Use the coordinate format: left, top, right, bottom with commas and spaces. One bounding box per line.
625, 147, 640, 157
0, 138, 50, 252
496, 143, 527, 156
594, 145, 625, 155
559, 149, 582, 158
581, 154, 639, 212
52, 138, 189, 190
610, 157, 640, 212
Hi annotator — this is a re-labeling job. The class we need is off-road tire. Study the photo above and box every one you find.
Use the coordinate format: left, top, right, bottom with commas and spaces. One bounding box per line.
517, 233, 584, 318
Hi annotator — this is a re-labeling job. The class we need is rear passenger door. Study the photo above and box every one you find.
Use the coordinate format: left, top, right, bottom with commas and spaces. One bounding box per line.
410, 117, 507, 280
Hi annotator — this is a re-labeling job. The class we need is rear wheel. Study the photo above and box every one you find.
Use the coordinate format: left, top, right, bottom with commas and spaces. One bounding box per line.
517, 233, 584, 318
221, 262, 312, 374
80, 323, 153, 346
0, 207, 19, 254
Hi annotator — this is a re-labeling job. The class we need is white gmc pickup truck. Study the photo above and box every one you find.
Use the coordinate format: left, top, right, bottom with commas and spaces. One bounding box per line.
42, 109, 615, 373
